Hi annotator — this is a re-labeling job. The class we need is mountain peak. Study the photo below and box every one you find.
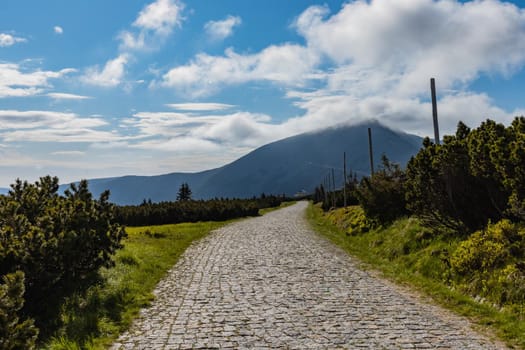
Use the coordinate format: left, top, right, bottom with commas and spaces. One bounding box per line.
67, 122, 422, 205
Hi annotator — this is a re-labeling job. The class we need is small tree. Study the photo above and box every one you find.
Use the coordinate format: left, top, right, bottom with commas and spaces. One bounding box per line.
0, 176, 126, 337
177, 183, 192, 201
355, 155, 408, 225
0, 271, 38, 349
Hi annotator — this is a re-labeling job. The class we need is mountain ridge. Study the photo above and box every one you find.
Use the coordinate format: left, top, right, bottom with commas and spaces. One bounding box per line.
70, 121, 422, 204
1, 121, 423, 204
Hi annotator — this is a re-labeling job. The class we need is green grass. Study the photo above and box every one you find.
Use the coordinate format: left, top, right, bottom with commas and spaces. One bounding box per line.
258, 201, 297, 215
44, 220, 230, 349
306, 203, 525, 349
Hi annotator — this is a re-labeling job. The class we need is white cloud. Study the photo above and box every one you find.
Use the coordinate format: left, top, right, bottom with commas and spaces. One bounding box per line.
131, 137, 220, 153
47, 92, 92, 100
161, 45, 320, 96
54, 26, 63, 34
294, 0, 525, 97
205, 15, 241, 41
2, 128, 119, 143
82, 54, 129, 87
0, 110, 106, 130
51, 151, 85, 156
125, 109, 281, 152
0, 33, 26, 47
118, 31, 146, 51
134, 0, 183, 34
0, 109, 123, 144
119, 0, 184, 51
165, 103, 235, 111
0, 63, 76, 98
284, 88, 515, 138
158, 0, 525, 138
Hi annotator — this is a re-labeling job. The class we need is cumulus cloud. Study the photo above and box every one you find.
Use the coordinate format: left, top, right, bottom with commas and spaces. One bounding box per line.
82, 54, 129, 87
294, 0, 525, 97
134, 0, 183, 34
204, 15, 242, 41
54, 26, 63, 34
161, 45, 320, 96
0, 33, 26, 47
0, 63, 76, 98
119, 0, 184, 51
157, 0, 525, 138
125, 109, 282, 152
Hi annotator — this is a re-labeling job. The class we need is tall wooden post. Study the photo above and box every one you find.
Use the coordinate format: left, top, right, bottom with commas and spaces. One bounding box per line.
430, 78, 440, 145
331, 168, 336, 208
343, 152, 347, 207
324, 176, 330, 203
368, 127, 374, 175
326, 173, 332, 206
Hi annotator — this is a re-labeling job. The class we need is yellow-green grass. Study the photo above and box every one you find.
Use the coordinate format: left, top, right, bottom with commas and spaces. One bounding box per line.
45, 221, 230, 350
258, 201, 297, 215
307, 203, 525, 349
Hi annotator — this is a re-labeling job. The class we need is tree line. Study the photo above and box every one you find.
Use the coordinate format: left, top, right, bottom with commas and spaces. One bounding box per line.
115, 192, 288, 227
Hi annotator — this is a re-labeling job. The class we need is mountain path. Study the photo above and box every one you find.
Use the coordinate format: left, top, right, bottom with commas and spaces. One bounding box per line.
112, 201, 506, 349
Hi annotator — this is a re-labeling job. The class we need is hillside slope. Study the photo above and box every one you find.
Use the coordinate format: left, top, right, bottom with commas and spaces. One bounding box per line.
63, 121, 422, 204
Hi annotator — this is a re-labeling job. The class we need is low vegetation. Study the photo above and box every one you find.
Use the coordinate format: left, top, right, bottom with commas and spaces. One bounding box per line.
45, 220, 229, 349
0, 175, 290, 348
310, 116, 525, 348
0, 177, 125, 344
307, 204, 525, 348
115, 194, 288, 226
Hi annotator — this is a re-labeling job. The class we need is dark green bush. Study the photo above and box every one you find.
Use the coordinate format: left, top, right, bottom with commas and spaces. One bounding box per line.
355, 155, 408, 225
0, 176, 126, 338
406, 117, 525, 232
115, 195, 288, 226
0, 271, 38, 349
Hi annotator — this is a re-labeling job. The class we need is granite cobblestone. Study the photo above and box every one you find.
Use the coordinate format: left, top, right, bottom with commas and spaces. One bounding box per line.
112, 202, 505, 349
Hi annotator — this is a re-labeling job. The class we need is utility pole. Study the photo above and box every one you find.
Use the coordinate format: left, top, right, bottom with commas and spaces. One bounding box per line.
343, 152, 347, 207
430, 78, 440, 145
324, 175, 328, 205
368, 127, 374, 175
331, 168, 336, 208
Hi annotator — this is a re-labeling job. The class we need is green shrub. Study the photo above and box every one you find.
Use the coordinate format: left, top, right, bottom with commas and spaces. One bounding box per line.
325, 206, 370, 236
115, 195, 288, 226
0, 271, 38, 349
451, 219, 525, 305
0, 176, 126, 338
355, 155, 408, 225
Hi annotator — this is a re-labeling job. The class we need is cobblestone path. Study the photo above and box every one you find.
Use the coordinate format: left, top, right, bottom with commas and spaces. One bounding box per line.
112, 202, 506, 349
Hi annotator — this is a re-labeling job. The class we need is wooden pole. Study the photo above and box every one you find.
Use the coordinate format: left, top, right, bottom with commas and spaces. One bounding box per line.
331, 168, 336, 208
324, 175, 328, 205
368, 127, 374, 175
343, 152, 347, 207
430, 78, 440, 145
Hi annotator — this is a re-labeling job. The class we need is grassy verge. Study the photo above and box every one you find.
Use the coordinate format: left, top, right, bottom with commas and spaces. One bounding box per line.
259, 200, 297, 215
306, 203, 525, 349
45, 220, 230, 349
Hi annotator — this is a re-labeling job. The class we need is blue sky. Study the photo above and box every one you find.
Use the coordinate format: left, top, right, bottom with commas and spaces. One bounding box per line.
1, 0, 525, 187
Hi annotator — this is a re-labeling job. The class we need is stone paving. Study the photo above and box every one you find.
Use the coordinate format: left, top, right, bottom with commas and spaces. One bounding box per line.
112, 201, 506, 349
